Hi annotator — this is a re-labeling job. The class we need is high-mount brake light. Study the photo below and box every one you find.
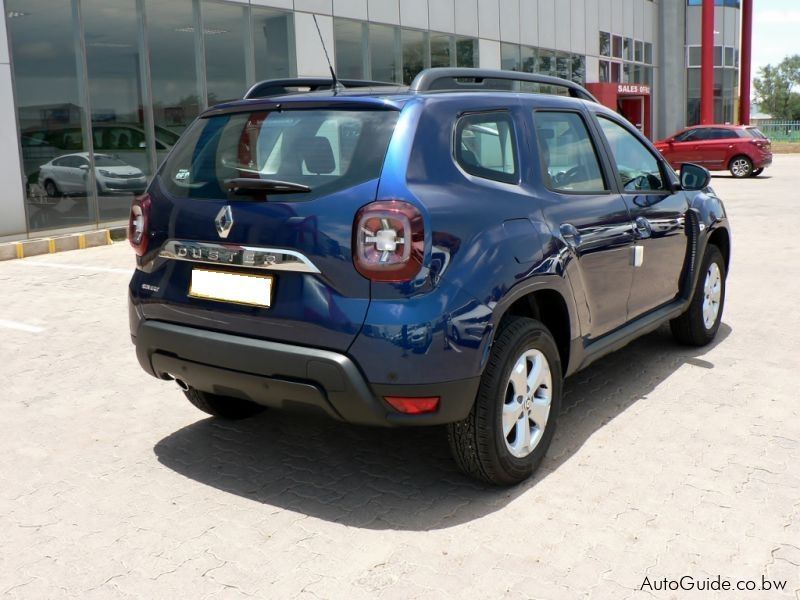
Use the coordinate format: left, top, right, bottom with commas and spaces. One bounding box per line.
353, 200, 424, 282
128, 193, 152, 256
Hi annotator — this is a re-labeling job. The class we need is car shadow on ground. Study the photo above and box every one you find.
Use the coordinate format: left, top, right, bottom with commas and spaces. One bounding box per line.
154, 323, 731, 531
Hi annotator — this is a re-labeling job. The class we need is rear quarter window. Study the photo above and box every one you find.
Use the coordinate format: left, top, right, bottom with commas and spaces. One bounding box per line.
158, 108, 399, 201
455, 112, 519, 184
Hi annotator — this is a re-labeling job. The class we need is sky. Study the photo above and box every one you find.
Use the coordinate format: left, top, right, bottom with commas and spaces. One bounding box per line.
752, 0, 800, 76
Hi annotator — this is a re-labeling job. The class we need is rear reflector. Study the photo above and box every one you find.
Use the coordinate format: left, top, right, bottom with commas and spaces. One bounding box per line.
384, 396, 440, 415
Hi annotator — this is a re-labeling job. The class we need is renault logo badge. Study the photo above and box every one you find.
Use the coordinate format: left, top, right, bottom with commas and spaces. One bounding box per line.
215, 206, 234, 239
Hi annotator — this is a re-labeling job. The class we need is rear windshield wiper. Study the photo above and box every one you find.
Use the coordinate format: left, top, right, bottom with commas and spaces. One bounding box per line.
225, 178, 311, 197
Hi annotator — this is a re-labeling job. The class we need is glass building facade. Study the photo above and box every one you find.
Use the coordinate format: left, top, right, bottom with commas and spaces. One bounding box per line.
333, 19, 479, 85
0, 0, 738, 240
7, 0, 294, 233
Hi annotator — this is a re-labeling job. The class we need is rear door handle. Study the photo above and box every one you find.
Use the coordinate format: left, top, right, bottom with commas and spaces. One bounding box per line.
559, 223, 581, 248
634, 216, 652, 239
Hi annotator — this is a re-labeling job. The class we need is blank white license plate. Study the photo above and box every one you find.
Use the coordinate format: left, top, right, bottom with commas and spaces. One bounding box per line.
189, 269, 272, 308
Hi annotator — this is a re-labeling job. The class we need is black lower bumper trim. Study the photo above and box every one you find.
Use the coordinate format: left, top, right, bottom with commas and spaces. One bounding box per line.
135, 320, 478, 426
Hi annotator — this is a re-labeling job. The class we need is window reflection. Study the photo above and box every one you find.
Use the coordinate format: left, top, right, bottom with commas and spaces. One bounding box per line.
253, 7, 294, 81
146, 0, 201, 143
369, 24, 399, 83
402, 29, 426, 85
203, 0, 248, 106
8, 0, 94, 231
83, 0, 152, 222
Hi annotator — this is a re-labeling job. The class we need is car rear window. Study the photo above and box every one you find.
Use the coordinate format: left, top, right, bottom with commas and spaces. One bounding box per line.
158, 108, 399, 201
744, 127, 768, 139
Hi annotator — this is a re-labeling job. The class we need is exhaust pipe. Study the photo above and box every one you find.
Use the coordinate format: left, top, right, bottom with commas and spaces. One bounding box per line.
175, 379, 190, 391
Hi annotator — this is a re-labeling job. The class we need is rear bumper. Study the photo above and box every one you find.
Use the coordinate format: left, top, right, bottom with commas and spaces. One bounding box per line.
754, 154, 772, 169
133, 319, 478, 427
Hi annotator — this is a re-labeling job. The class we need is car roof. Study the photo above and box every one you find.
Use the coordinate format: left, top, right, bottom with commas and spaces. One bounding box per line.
684, 124, 751, 130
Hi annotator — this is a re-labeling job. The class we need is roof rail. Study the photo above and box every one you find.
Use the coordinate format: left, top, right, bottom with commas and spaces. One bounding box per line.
409, 68, 598, 102
244, 77, 396, 99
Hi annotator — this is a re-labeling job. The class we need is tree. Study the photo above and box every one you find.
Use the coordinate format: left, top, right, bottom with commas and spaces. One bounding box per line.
753, 55, 800, 120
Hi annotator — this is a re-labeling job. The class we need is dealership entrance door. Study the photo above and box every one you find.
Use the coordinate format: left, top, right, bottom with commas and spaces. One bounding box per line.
586, 83, 652, 139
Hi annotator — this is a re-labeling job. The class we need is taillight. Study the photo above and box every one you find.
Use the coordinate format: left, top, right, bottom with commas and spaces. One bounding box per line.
128, 193, 151, 256
354, 200, 424, 282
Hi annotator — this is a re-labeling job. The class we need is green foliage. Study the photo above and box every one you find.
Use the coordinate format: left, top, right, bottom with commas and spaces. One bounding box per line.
754, 55, 800, 120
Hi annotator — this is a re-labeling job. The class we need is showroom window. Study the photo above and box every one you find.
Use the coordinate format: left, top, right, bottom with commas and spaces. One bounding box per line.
6, 0, 296, 234
333, 20, 478, 85
7, 0, 94, 232
83, 0, 152, 224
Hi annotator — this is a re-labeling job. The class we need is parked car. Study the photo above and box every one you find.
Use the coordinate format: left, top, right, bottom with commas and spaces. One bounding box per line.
655, 124, 772, 178
128, 69, 731, 485
22, 122, 178, 184
39, 152, 147, 197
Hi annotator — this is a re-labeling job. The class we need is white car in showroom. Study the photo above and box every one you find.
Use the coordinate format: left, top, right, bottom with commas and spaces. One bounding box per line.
38, 152, 147, 197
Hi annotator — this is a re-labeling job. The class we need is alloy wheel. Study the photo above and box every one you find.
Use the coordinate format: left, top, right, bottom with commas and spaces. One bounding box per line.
702, 262, 722, 329
502, 349, 552, 458
731, 158, 751, 177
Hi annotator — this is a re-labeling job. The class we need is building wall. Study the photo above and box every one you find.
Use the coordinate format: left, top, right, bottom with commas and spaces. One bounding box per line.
0, 0, 693, 239
658, 0, 686, 139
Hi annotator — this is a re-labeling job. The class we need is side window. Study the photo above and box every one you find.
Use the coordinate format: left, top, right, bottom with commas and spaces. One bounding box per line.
674, 129, 697, 142
597, 116, 667, 193
711, 128, 737, 140
691, 128, 712, 141
533, 111, 607, 193
455, 112, 518, 184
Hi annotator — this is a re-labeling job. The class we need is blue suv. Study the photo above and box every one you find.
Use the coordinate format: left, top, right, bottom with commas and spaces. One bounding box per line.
129, 69, 730, 485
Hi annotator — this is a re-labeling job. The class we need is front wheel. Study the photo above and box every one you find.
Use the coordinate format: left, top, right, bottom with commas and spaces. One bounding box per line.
729, 156, 753, 178
184, 388, 265, 420
447, 317, 562, 486
670, 244, 726, 346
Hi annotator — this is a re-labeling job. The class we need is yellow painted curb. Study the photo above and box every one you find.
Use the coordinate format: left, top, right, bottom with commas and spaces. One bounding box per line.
48, 239, 56, 254
78, 234, 86, 250
15, 242, 23, 259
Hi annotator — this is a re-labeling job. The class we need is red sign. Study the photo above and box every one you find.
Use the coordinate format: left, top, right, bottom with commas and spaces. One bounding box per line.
617, 84, 651, 95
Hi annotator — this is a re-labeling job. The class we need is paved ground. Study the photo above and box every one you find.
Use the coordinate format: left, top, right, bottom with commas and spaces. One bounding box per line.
1, 157, 799, 599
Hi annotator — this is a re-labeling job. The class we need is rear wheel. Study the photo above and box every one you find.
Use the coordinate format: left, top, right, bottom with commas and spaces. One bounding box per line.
44, 180, 60, 197
184, 388, 265, 420
729, 156, 753, 178
447, 317, 562, 486
670, 244, 726, 346
751, 168, 764, 177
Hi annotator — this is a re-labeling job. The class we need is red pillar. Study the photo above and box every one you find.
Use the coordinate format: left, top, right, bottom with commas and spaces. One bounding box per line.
739, 0, 753, 124
701, 0, 715, 124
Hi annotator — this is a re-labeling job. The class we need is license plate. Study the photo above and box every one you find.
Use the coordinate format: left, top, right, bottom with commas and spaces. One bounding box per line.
189, 269, 272, 308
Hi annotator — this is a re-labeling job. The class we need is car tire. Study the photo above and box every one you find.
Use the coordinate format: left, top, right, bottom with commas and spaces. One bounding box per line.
44, 180, 60, 197
751, 168, 764, 177
670, 244, 726, 346
447, 317, 562, 486
184, 388, 265, 420
729, 155, 753, 178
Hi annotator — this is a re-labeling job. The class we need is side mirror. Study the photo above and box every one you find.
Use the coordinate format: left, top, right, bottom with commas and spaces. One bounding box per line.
139, 141, 147, 149
680, 163, 711, 191
79, 164, 90, 171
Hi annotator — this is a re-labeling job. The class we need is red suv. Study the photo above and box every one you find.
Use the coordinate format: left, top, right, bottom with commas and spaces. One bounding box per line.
655, 125, 772, 178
